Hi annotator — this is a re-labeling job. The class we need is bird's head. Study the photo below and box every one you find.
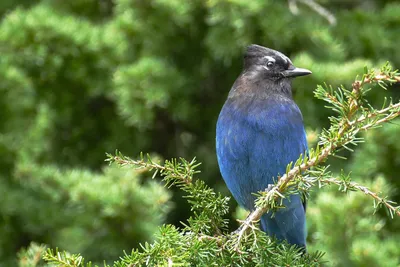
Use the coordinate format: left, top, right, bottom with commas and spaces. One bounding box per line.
243, 44, 311, 80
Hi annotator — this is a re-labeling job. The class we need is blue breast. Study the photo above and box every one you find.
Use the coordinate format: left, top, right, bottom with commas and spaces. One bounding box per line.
216, 95, 308, 210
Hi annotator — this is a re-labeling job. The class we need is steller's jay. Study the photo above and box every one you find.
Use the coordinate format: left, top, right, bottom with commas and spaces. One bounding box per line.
216, 44, 311, 249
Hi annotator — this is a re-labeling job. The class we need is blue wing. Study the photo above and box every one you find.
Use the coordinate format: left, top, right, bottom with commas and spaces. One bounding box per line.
216, 95, 308, 247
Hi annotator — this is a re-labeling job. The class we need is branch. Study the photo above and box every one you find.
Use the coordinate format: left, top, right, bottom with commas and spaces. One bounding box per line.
350, 102, 400, 128
43, 249, 87, 267
234, 66, 400, 246
107, 152, 229, 236
288, 0, 337, 25
320, 177, 400, 218
106, 152, 194, 186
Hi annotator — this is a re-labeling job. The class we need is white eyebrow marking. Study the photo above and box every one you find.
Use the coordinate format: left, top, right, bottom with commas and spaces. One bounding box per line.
263, 56, 276, 62
276, 51, 292, 65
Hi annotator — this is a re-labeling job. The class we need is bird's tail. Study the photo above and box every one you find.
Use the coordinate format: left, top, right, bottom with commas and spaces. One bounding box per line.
260, 212, 307, 253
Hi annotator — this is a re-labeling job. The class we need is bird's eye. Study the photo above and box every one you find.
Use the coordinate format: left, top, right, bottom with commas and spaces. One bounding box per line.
267, 61, 275, 68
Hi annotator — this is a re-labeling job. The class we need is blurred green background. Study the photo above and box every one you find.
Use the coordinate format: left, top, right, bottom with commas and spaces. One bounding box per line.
1, 0, 400, 266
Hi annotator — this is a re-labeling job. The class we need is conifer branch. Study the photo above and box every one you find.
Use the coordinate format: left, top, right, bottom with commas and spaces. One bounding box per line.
319, 177, 400, 218
234, 64, 400, 245
43, 248, 90, 267
288, 0, 337, 25
106, 151, 229, 236
106, 151, 196, 186
350, 102, 400, 128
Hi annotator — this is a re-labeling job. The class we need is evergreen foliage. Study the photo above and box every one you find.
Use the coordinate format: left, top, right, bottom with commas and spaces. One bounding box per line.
0, 0, 400, 266
18, 65, 400, 267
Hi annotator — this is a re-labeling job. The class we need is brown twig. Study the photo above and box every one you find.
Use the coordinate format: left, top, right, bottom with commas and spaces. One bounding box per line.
350, 102, 400, 127
320, 177, 400, 217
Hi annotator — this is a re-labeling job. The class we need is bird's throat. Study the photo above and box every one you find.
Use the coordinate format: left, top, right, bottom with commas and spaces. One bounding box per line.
228, 73, 293, 100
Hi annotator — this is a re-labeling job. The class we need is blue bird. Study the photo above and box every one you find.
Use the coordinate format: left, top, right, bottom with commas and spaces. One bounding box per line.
216, 44, 311, 249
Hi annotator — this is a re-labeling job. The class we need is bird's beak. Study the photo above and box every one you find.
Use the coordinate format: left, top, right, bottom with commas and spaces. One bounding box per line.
281, 66, 312, 78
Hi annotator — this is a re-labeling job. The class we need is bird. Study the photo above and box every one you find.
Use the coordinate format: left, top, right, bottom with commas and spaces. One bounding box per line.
216, 44, 311, 249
